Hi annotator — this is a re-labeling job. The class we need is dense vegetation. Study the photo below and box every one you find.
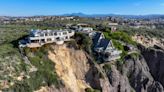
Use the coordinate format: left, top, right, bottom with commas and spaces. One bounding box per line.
0, 25, 62, 91
74, 32, 92, 54
103, 31, 136, 45
0, 25, 29, 44
103, 31, 135, 60
2, 17, 108, 30
3, 46, 61, 92
0, 44, 29, 90
0, 25, 30, 91
13, 46, 61, 92
0, 44, 19, 56
121, 27, 164, 38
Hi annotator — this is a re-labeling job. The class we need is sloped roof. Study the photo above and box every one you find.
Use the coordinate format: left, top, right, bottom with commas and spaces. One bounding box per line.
93, 32, 103, 45
96, 38, 110, 50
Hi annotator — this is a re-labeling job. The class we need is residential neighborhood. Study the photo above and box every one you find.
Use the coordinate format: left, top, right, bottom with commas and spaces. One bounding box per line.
1, 0, 164, 92
19, 24, 123, 62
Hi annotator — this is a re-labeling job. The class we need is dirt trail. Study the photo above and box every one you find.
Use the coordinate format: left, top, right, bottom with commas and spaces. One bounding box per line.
48, 45, 90, 92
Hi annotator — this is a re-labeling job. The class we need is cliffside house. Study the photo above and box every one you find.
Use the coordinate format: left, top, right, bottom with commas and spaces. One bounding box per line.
77, 23, 89, 27
108, 23, 118, 32
76, 27, 96, 37
93, 32, 122, 62
19, 29, 75, 48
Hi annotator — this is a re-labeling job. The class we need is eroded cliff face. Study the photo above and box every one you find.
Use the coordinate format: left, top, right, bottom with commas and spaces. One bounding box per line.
48, 44, 90, 92
139, 45, 164, 87
47, 44, 109, 92
42, 44, 164, 92
106, 55, 164, 92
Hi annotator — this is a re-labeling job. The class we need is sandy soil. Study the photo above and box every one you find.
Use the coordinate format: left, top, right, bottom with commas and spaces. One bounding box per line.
48, 44, 90, 92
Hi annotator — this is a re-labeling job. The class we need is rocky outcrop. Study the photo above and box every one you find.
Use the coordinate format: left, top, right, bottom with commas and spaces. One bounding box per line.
107, 65, 133, 92
44, 44, 164, 92
139, 45, 164, 87
105, 54, 164, 92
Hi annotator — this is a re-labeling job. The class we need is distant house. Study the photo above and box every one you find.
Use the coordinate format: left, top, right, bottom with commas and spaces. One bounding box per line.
77, 23, 89, 27
76, 27, 96, 37
19, 29, 75, 48
129, 22, 143, 29
108, 23, 118, 32
93, 32, 122, 62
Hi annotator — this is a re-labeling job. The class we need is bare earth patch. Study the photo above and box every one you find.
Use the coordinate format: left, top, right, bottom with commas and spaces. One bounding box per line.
48, 44, 90, 92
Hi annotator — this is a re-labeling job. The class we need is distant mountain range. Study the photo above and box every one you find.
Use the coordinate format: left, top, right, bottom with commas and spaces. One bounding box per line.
1, 13, 164, 19
60, 12, 164, 19
61, 12, 116, 17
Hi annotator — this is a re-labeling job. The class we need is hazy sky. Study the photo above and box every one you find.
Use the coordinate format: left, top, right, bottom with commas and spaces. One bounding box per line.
0, 0, 164, 16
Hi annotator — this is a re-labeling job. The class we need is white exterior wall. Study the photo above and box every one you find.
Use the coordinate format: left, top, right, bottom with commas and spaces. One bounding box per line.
28, 30, 75, 47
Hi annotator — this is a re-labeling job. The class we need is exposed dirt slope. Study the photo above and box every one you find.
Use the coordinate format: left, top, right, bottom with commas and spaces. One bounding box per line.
48, 44, 91, 92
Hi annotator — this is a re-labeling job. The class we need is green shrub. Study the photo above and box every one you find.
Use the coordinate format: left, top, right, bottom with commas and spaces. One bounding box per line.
0, 44, 20, 58
103, 64, 112, 73
112, 40, 124, 51
103, 31, 136, 45
7, 46, 61, 91
10, 81, 32, 92
74, 33, 92, 54
129, 53, 140, 60
85, 88, 101, 92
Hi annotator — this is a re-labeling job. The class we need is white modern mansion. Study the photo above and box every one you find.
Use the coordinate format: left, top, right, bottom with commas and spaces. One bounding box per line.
76, 27, 96, 37
19, 29, 75, 48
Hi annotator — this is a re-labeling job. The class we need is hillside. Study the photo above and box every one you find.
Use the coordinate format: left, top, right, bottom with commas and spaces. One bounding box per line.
26, 43, 164, 92
1, 24, 164, 92
48, 44, 91, 92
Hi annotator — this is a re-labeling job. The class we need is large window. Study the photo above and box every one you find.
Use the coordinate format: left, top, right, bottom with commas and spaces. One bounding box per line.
59, 33, 62, 36
65, 36, 69, 39
63, 32, 67, 35
41, 39, 45, 43
31, 40, 39, 43
69, 31, 72, 33
49, 33, 53, 36
45, 33, 48, 36
56, 37, 61, 41
40, 34, 44, 37
47, 38, 52, 42
54, 32, 57, 36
